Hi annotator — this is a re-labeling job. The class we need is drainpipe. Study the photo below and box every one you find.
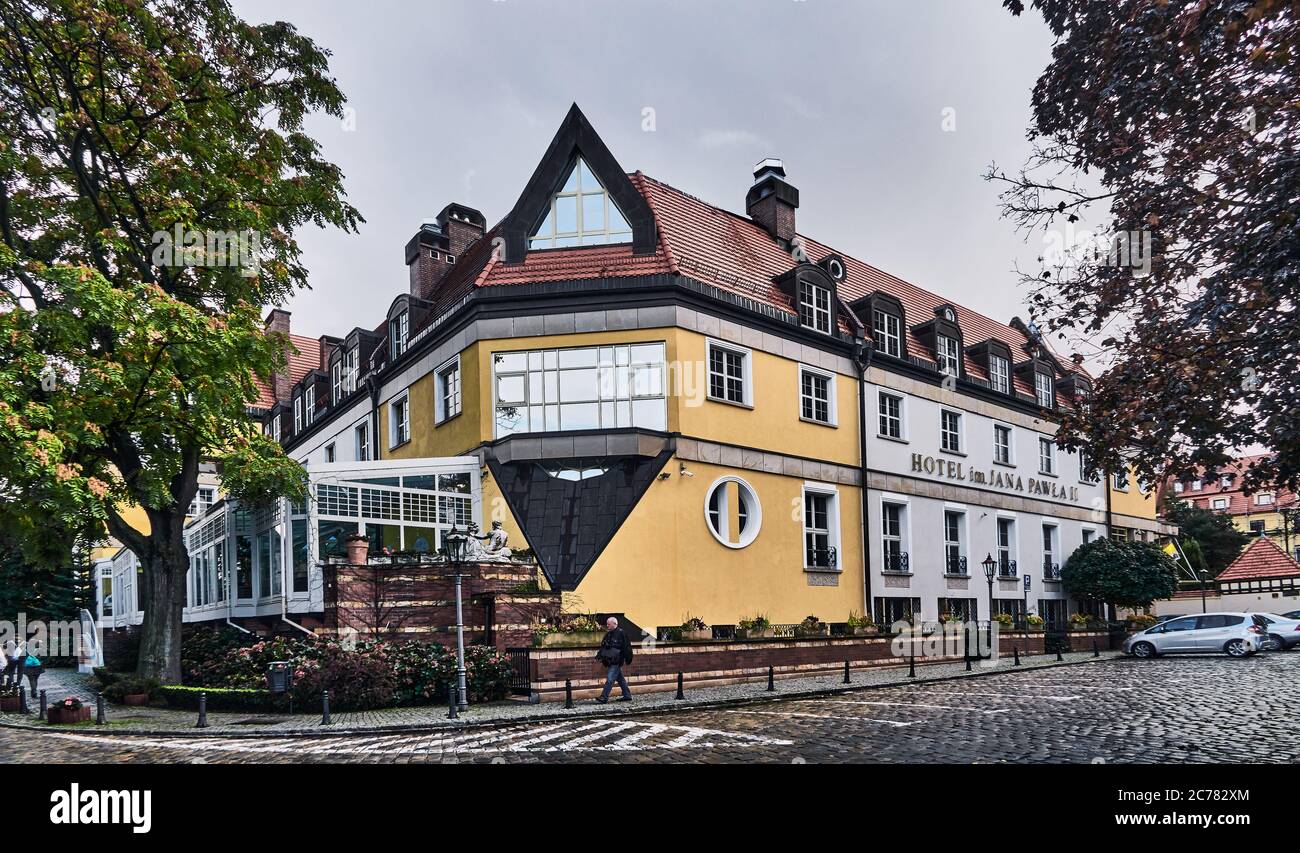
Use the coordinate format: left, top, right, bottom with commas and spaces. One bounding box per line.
367, 373, 382, 462
854, 339, 873, 622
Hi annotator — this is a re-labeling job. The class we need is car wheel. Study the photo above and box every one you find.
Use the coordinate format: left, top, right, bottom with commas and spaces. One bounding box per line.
1225, 639, 1250, 657
1131, 641, 1156, 659
1264, 634, 1285, 652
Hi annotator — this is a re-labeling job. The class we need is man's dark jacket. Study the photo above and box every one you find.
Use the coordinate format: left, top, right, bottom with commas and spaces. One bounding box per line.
597, 628, 633, 667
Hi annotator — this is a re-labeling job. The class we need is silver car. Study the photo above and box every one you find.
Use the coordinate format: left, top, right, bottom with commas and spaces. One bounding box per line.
1123, 612, 1266, 658
1254, 613, 1300, 650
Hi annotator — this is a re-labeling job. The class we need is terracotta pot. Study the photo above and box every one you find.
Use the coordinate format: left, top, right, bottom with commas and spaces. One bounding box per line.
47, 705, 91, 725
0, 695, 21, 713
345, 537, 369, 564
122, 693, 150, 706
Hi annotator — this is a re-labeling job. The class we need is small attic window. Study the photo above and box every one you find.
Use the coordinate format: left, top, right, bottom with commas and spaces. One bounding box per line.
529, 157, 632, 249
798, 280, 833, 334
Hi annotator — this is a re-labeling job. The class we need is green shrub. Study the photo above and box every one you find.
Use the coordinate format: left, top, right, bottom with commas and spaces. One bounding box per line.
159, 686, 287, 713
102, 676, 161, 703
290, 645, 395, 711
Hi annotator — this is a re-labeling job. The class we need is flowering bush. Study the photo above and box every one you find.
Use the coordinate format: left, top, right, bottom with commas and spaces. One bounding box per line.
1025, 614, 1045, 627
1069, 613, 1092, 627
993, 613, 1014, 627
534, 615, 602, 635
59, 696, 83, 710
680, 616, 708, 632
291, 644, 396, 711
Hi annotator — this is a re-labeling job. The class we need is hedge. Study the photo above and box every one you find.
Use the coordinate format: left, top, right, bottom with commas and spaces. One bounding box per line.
158, 685, 288, 713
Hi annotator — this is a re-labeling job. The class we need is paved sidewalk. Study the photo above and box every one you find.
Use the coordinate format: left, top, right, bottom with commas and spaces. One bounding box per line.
0, 651, 1125, 738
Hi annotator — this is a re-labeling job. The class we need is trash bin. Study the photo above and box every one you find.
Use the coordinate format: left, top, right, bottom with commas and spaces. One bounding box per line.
265, 661, 292, 694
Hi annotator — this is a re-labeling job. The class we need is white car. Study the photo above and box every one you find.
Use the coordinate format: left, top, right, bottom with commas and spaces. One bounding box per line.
1123, 612, 1266, 659
1254, 614, 1300, 651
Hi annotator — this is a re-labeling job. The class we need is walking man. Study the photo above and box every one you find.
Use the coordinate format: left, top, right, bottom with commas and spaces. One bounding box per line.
594, 616, 633, 704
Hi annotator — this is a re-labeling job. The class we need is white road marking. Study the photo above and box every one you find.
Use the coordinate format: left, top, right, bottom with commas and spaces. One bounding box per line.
809, 700, 1011, 714
600, 723, 668, 750
743, 710, 915, 728
924, 690, 1081, 701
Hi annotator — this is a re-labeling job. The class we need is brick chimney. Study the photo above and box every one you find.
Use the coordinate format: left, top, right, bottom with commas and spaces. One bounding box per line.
437, 203, 487, 260
746, 158, 799, 245
264, 309, 293, 404
405, 222, 451, 301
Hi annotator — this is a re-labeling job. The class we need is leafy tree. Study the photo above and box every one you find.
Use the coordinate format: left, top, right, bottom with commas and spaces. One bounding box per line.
0, 0, 360, 680
1162, 498, 1249, 576
992, 1, 1300, 494
1178, 536, 1208, 580
1061, 539, 1180, 609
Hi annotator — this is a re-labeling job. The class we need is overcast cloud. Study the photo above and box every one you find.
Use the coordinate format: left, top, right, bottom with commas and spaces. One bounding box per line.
233, 0, 1057, 348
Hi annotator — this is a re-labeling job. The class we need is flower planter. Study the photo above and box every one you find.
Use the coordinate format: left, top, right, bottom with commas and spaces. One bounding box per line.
535, 631, 606, 648
794, 626, 829, 638
681, 629, 712, 641
345, 536, 370, 565
0, 695, 22, 713
47, 705, 91, 725
848, 626, 880, 637
736, 627, 774, 639
122, 693, 150, 707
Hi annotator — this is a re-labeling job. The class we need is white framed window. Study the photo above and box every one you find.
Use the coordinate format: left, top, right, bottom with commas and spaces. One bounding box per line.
389, 393, 410, 448
1042, 524, 1058, 574
1173, 481, 1185, 493
704, 476, 762, 549
1256, 493, 1275, 506
324, 443, 336, 463
1035, 371, 1054, 408
1220, 475, 1233, 488
331, 361, 343, 404
943, 509, 966, 575
529, 157, 632, 248
996, 516, 1017, 575
268, 415, 281, 444
1082, 527, 1096, 545
940, 409, 962, 453
993, 423, 1013, 465
436, 356, 462, 423
798, 281, 833, 335
878, 391, 904, 440
1039, 437, 1056, 475
707, 340, 750, 406
872, 309, 901, 358
304, 385, 315, 426
1212, 497, 1228, 510
188, 486, 216, 517
1079, 452, 1098, 483
1190, 479, 1202, 491
493, 343, 667, 437
799, 365, 835, 425
355, 422, 369, 462
391, 310, 409, 361
936, 335, 960, 377
1114, 471, 1129, 491
988, 354, 1010, 394
293, 395, 302, 433
802, 484, 840, 570
343, 347, 358, 396
881, 501, 908, 573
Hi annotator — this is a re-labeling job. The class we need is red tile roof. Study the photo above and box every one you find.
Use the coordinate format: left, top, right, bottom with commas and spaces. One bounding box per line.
250, 333, 322, 410
434, 171, 1082, 403
1160, 453, 1297, 516
1217, 536, 1300, 582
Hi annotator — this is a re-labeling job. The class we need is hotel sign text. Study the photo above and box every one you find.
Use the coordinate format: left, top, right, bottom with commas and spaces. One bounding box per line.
911, 453, 1080, 503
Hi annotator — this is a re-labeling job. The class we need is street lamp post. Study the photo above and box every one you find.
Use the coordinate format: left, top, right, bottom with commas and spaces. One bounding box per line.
981, 553, 997, 655
443, 525, 470, 712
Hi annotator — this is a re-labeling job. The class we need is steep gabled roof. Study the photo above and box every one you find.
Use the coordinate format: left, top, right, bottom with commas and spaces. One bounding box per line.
1217, 535, 1300, 582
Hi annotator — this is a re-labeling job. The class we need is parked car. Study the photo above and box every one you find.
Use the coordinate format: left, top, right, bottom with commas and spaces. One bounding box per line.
1123, 612, 1267, 658
1253, 614, 1300, 651
1280, 610, 1300, 621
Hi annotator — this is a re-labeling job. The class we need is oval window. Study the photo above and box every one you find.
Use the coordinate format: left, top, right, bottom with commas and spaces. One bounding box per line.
704, 476, 762, 548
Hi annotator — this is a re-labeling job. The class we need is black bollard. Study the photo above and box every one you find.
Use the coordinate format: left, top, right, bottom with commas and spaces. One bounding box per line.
447, 684, 458, 719
908, 646, 917, 678
675, 672, 685, 701
94, 693, 103, 724
322, 689, 332, 725
1013, 646, 1021, 666
564, 679, 574, 709
843, 659, 851, 685
19, 687, 28, 715
965, 652, 972, 672
1056, 644, 1064, 662
1093, 640, 1100, 657
196, 692, 207, 728
766, 666, 774, 692
38, 690, 46, 720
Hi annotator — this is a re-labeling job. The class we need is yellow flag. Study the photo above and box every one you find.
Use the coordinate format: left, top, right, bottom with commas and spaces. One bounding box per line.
1163, 543, 1178, 556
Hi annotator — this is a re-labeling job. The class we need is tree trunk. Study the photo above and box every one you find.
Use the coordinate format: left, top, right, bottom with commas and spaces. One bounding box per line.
135, 535, 189, 682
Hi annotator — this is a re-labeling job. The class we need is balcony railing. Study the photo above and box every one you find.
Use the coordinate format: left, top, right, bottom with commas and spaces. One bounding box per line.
881, 552, 910, 573
945, 555, 968, 576
1043, 560, 1062, 580
997, 558, 1017, 578
806, 546, 838, 570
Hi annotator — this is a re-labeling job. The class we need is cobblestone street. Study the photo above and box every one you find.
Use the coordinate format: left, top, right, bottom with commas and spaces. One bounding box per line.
5, 653, 1297, 764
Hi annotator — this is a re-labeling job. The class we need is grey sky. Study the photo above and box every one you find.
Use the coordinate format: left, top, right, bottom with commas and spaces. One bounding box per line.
233, 0, 1056, 346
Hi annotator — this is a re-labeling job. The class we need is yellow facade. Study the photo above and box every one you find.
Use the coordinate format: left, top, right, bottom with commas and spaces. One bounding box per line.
1108, 465, 1170, 542
379, 325, 866, 631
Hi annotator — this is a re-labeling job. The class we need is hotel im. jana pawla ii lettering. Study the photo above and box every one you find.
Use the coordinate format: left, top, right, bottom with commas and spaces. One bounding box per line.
99, 105, 1171, 640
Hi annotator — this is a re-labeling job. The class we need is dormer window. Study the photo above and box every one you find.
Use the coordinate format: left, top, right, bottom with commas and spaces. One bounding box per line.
330, 360, 342, 404
293, 394, 303, 433
1034, 371, 1054, 408
798, 281, 833, 334
872, 309, 901, 358
936, 335, 960, 377
989, 354, 1010, 394
391, 310, 408, 360
304, 385, 315, 426
529, 158, 632, 249
342, 347, 358, 396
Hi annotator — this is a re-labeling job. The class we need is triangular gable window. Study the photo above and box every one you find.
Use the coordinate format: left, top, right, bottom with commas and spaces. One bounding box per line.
529, 157, 632, 249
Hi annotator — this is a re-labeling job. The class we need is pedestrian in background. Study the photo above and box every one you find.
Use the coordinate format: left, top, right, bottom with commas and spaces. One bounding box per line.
594, 616, 633, 704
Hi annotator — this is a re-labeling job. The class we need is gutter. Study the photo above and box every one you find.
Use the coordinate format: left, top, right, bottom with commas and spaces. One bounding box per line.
853, 337, 873, 622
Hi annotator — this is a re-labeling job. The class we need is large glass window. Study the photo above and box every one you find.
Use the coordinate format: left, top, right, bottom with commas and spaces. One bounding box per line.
291, 518, 309, 593
437, 358, 461, 422
879, 392, 902, 439
944, 510, 965, 574
800, 368, 832, 424
872, 310, 901, 358
997, 517, 1015, 575
803, 490, 837, 569
529, 158, 632, 248
707, 342, 747, 405
941, 410, 962, 453
493, 343, 666, 437
882, 503, 906, 572
994, 424, 1012, 465
1039, 438, 1056, 475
